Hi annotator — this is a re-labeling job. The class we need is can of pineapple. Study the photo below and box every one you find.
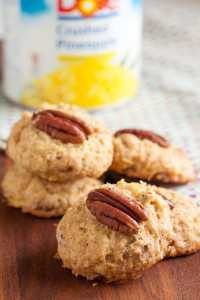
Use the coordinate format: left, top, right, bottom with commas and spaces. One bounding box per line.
2, 0, 142, 109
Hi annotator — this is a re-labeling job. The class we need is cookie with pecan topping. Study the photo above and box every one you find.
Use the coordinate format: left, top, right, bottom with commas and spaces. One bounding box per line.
6, 103, 113, 181
2, 164, 102, 218
56, 180, 176, 282
110, 128, 194, 183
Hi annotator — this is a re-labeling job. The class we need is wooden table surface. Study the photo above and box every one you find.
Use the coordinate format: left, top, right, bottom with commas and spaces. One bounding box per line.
0, 152, 200, 300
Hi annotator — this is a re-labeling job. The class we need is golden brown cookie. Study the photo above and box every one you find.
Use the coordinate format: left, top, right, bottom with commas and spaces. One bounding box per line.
2, 165, 102, 218
151, 186, 200, 257
110, 129, 194, 183
56, 180, 175, 282
6, 103, 113, 181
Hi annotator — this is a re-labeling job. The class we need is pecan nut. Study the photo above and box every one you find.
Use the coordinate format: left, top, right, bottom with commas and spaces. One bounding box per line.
86, 188, 149, 234
115, 129, 170, 148
32, 110, 93, 143
155, 191, 175, 210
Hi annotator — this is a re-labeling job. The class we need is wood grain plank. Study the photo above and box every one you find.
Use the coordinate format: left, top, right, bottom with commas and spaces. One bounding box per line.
0, 152, 199, 300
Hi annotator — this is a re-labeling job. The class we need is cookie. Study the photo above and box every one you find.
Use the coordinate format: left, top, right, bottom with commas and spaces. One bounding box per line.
151, 186, 200, 257
2, 164, 102, 218
110, 129, 195, 183
56, 180, 175, 282
6, 103, 113, 181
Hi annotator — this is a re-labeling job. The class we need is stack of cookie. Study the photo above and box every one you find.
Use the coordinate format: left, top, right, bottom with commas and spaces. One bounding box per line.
2, 103, 113, 217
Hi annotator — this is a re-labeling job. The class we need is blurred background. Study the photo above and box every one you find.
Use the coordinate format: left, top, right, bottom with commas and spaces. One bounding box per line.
0, 0, 200, 119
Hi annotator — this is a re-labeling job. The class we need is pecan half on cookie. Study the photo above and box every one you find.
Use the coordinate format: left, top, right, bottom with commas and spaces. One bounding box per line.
115, 129, 170, 148
86, 188, 149, 234
32, 110, 93, 143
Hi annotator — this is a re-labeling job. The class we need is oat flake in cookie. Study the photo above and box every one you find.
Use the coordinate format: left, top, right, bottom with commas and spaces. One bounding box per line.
1, 165, 103, 218
56, 180, 176, 282
6, 103, 113, 181
110, 129, 194, 183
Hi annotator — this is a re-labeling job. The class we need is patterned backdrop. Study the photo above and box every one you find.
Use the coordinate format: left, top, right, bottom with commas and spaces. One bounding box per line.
0, 0, 200, 203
